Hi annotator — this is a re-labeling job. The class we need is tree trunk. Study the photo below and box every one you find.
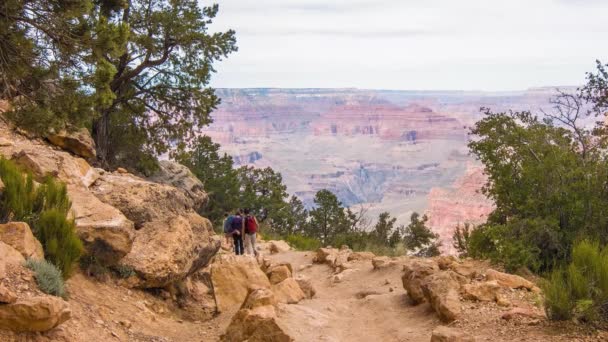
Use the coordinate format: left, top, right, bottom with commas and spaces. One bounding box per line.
92, 111, 110, 167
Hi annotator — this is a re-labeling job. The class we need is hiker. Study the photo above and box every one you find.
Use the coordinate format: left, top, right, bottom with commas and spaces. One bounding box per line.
243, 208, 259, 256
231, 209, 245, 255
222, 212, 234, 249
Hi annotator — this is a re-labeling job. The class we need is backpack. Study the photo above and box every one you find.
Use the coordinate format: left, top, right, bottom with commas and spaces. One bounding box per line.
231, 215, 243, 233
223, 215, 234, 234
245, 215, 258, 234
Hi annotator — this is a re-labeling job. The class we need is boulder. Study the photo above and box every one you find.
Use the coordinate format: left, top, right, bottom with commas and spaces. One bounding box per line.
347, 251, 375, 261
461, 280, 501, 302
47, 127, 96, 159
148, 160, 207, 209
372, 256, 396, 270
449, 262, 480, 279
333, 248, 352, 270
485, 269, 537, 291
431, 326, 476, 342
0, 241, 25, 278
210, 254, 271, 312
0, 222, 44, 260
402, 259, 439, 304
314, 247, 338, 264
421, 271, 467, 323
90, 173, 197, 228
501, 307, 546, 321
436, 255, 457, 270
0, 296, 71, 332
68, 186, 135, 264
11, 148, 99, 188
0, 284, 17, 304
119, 214, 219, 288
268, 240, 291, 254
267, 265, 292, 285
271, 278, 306, 304
294, 275, 316, 299
221, 289, 292, 342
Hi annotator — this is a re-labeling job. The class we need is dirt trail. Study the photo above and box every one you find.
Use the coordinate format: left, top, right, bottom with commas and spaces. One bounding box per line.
266, 251, 604, 342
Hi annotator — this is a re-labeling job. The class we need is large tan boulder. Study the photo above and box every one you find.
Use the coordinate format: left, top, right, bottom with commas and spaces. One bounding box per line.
295, 275, 316, 299
0, 284, 17, 304
268, 240, 291, 254
210, 254, 271, 312
0, 241, 25, 278
431, 326, 476, 342
11, 148, 99, 188
348, 251, 375, 261
267, 265, 292, 285
68, 186, 135, 264
0, 296, 71, 332
461, 280, 501, 302
314, 247, 338, 264
47, 127, 96, 159
90, 173, 198, 228
148, 160, 207, 210
221, 288, 292, 342
0, 222, 44, 260
485, 269, 538, 291
421, 271, 468, 323
119, 214, 220, 288
402, 259, 439, 304
271, 278, 306, 304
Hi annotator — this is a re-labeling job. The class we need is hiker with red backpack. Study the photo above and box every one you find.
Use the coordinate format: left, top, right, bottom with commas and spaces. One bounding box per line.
230, 209, 245, 255
243, 208, 259, 256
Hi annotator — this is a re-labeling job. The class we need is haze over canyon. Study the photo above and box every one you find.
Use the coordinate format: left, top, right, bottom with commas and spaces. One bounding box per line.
203, 87, 568, 251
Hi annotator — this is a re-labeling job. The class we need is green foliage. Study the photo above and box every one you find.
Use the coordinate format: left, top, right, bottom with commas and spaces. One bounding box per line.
111, 264, 136, 279
37, 210, 83, 278
284, 234, 321, 251
25, 259, 66, 298
91, 0, 238, 172
452, 223, 472, 257
543, 240, 608, 324
403, 212, 440, 257
308, 190, 350, 244
0, 158, 82, 277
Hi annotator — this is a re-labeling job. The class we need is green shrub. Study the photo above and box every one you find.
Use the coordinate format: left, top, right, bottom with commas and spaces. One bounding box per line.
37, 210, 83, 277
543, 240, 608, 324
0, 157, 82, 278
25, 259, 66, 298
284, 234, 321, 251
111, 265, 136, 279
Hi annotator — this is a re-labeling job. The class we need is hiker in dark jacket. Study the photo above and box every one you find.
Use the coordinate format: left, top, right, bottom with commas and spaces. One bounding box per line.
231, 209, 245, 255
243, 208, 259, 256
222, 212, 234, 249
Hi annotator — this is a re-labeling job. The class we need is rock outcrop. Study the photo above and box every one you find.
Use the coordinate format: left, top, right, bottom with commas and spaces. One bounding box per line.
0, 222, 43, 260
421, 271, 467, 323
68, 187, 135, 264
47, 128, 96, 159
271, 278, 305, 304
0, 296, 71, 332
210, 255, 272, 313
0, 241, 25, 277
221, 288, 292, 342
485, 269, 538, 292
402, 259, 439, 304
461, 281, 501, 302
148, 160, 207, 209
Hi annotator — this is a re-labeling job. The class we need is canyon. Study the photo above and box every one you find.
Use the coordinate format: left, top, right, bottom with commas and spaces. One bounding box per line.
203, 87, 561, 248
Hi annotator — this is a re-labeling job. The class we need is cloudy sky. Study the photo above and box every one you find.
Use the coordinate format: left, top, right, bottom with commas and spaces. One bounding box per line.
208, 0, 608, 91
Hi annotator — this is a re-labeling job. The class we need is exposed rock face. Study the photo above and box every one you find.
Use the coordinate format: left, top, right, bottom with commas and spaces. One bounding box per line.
426, 165, 494, 255
421, 271, 467, 323
431, 326, 476, 342
314, 247, 338, 264
119, 214, 219, 288
68, 186, 135, 264
90, 173, 198, 228
271, 278, 305, 304
268, 240, 291, 254
11, 148, 100, 188
0, 296, 71, 332
402, 259, 439, 304
210, 254, 271, 313
148, 160, 207, 209
485, 269, 538, 291
0, 222, 44, 260
0, 241, 25, 277
294, 275, 316, 299
221, 288, 292, 342
0, 284, 17, 304
348, 251, 375, 261
461, 281, 501, 302
47, 127, 96, 159
267, 265, 292, 285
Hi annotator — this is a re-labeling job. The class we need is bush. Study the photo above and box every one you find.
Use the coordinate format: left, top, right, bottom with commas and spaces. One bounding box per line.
37, 210, 83, 277
0, 158, 82, 278
543, 240, 608, 324
111, 265, 136, 279
25, 259, 66, 298
284, 234, 321, 251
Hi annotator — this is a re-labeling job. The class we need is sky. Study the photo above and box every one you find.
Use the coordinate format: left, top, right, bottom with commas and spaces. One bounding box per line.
208, 0, 608, 91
